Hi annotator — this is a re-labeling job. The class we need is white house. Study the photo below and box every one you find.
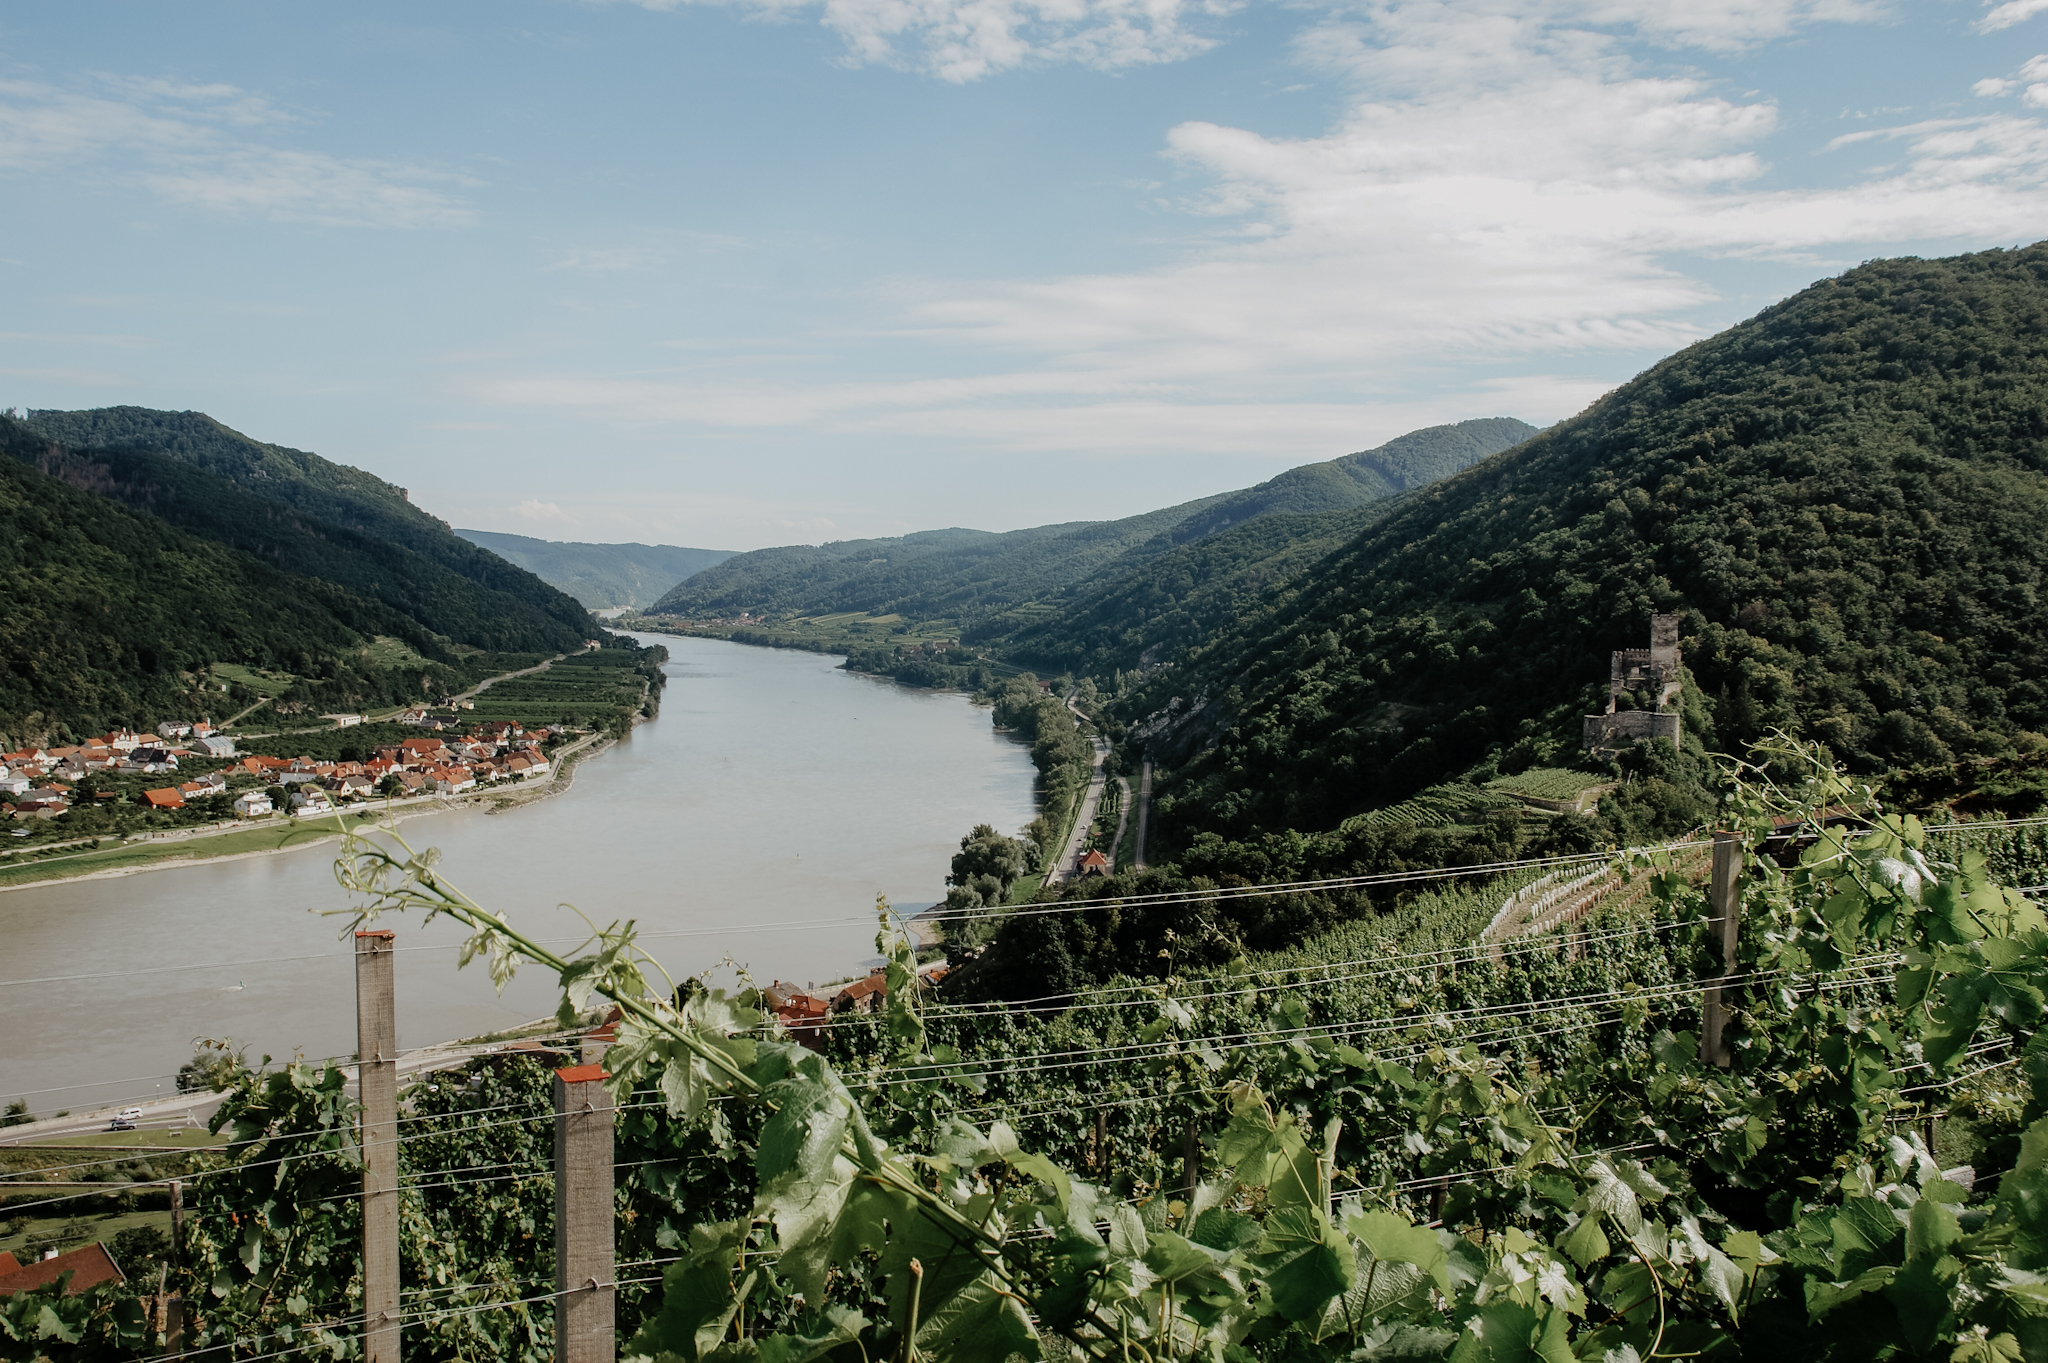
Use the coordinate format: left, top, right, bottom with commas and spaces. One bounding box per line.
233, 792, 274, 818
289, 789, 334, 815
197, 735, 237, 757
323, 714, 366, 728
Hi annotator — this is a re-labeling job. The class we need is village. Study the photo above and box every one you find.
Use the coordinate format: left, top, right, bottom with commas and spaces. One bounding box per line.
1, 714, 568, 831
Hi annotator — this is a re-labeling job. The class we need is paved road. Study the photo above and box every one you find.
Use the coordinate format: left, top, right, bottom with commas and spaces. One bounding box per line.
1, 1036, 565, 1147
1047, 693, 1110, 885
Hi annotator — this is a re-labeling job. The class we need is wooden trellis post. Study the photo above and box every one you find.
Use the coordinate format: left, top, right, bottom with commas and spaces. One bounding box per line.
356, 930, 401, 1363
1702, 832, 1742, 1068
554, 1064, 616, 1363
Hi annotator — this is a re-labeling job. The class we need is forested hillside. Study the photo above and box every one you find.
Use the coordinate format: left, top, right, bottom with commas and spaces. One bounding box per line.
1127, 244, 2048, 847
454, 529, 734, 608
17, 407, 593, 651
650, 418, 1533, 630
0, 440, 430, 748
0, 410, 612, 749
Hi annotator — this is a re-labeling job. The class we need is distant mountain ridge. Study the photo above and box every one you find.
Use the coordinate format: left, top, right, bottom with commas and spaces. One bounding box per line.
455, 529, 734, 609
651, 418, 1537, 629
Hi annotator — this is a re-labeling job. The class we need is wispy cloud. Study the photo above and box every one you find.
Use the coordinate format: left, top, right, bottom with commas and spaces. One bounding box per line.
607, 0, 1236, 82
1979, 0, 2048, 33
510, 498, 577, 524
0, 365, 132, 386
470, 0, 2048, 460
0, 74, 474, 228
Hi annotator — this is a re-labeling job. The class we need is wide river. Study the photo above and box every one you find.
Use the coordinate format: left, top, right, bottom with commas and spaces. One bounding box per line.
2, 636, 1038, 1113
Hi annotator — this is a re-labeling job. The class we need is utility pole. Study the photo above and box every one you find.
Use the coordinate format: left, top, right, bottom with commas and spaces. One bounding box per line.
168, 1180, 182, 1268
356, 930, 400, 1363
1702, 832, 1742, 1068
554, 1064, 616, 1363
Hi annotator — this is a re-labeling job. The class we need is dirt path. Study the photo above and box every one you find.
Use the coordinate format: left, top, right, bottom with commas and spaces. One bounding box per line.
449, 647, 585, 704
1106, 774, 1132, 867
1134, 758, 1153, 871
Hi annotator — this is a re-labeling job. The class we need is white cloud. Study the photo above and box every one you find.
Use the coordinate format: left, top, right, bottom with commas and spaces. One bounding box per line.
609, 0, 1234, 81
546, 246, 670, 272
472, 0, 2048, 459
1979, 0, 2048, 32
0, 76, 472, 228
511, 498, 578, 524
1977, 77, 2015, 96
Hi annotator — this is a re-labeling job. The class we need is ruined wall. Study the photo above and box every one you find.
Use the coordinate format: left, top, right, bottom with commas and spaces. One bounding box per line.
1583, 709, 1681, 751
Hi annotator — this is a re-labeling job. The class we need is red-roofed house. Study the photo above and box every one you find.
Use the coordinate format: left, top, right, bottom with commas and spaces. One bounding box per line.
0, 1242, 126, 1297
830, 970, 889, 1015
143, 788, 185, 809
1079, 849, 1111, 876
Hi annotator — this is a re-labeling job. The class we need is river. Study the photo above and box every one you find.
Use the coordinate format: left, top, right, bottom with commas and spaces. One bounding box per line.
1, 636, 1038, 1114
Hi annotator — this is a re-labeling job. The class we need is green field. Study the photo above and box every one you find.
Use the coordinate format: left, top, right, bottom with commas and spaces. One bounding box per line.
0, 815, 376, 890
359, 635, 433, 669
209, 661, 297, 696
463, 654, 651, 727
1486, 766, 1612, 802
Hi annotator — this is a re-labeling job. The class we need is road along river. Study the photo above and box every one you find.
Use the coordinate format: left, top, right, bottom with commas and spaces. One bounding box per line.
0, 636, 1038, 1114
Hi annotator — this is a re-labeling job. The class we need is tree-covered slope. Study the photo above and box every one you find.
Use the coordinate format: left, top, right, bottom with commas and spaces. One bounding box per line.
0, 431, 433, 748
651, 418, 1532, 630
1158, 416, 1535, 542
1130, 244, 2048, 845
18, 407, 593, 651
454, 530, 735, 609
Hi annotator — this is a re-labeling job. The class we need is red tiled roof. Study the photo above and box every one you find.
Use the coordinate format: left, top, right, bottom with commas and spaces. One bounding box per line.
0, 1242, 125, 1297
143, 789, 185, 808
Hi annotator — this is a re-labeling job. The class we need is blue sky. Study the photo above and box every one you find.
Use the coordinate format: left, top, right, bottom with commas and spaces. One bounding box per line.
2, 1, 2044, 549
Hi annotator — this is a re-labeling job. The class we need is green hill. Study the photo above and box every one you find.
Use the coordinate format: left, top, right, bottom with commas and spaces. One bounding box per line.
1123, 243, 2048, 848
455, 529, 735, 609
648, 418, 1535, 630
0, 423, 427, 748
14, 407, 594, 653
0, 410, 624, 749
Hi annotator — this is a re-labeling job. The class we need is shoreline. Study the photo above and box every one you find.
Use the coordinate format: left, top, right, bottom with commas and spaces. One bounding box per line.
0, 732, 617, 896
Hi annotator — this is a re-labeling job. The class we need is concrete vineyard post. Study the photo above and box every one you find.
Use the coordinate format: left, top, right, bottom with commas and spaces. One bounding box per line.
554, 1064, 616, 1363
355, 929, 400, 1363
1702, 832, 1742, 1068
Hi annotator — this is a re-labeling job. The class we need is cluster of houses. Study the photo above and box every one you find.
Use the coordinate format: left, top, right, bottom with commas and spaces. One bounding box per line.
0, 720, 558, 823
217, 724, 560, 817
762, 963, 950, 1050
0, 726, 227, 820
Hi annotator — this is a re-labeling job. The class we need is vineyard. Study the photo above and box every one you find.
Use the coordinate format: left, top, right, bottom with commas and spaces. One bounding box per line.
1337, 785, 1525, 832
459, 653, 664, 733
10, 738, 2048, 1361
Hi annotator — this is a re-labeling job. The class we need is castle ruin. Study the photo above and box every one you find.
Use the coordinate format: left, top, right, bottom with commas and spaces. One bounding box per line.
1581, 613, 1683, 753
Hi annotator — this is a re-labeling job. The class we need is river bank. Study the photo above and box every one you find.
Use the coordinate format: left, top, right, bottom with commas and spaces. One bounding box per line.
1, 636, 1040, 1108
0, 731, 613, 894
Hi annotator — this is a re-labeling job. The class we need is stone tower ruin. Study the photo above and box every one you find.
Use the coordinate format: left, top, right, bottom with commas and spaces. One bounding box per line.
1581, 613, 1683, 753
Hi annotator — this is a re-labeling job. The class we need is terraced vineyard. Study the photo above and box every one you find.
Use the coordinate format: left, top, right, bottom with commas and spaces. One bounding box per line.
460, 649, 667, 732
1485, 765, 1609, 802
1337, 781, 1524, 831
